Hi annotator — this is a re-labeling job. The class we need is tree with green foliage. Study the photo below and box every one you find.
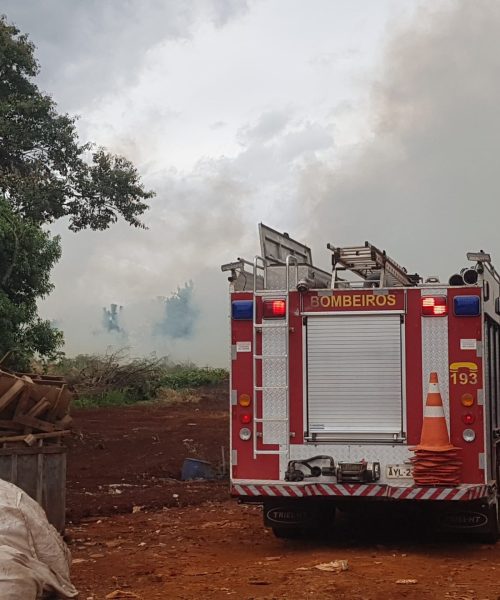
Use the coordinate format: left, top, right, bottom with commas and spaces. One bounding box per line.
0, 197, 62, 369
0, 17, 154, 369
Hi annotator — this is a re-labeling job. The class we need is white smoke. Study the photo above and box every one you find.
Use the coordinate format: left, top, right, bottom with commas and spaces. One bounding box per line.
304, 0, 500, 279
22, 1, 500, 365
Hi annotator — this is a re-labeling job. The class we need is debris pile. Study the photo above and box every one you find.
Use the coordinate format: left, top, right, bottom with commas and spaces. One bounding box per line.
0, 370, 73, 446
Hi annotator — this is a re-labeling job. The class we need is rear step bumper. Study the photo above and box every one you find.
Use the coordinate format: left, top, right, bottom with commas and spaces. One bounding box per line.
231, 481, 493, 502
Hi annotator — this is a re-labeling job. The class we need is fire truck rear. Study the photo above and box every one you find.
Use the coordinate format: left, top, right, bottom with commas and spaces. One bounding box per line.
222, 224, 500, 541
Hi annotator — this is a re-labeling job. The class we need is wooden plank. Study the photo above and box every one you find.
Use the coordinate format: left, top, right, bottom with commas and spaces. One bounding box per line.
55, 415, 73, 430
13, 414, 57, 433
14, 387, 32, 418
24, 434, 37, 447
17, 453, 38, 499
0, 430, 70, 444
0, 455, 12, 478
14, 372, 65, 384
44, 452, 66, 532
0, 371, 22, 395
54, 387, 72, 420
14, 387, 34, 434
47, 385, 65, 421
0, 445, 65, 456
27, 397, 50, 418
0, 379, 24, 412
0, 421, 24, 431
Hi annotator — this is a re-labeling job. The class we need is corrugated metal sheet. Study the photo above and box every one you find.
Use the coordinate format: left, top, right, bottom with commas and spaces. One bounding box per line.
307, 315, 403, 436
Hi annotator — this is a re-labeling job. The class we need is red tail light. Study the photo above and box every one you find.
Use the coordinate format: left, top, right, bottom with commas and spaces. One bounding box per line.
263, 299, 286, 318
240, 414, 252, 424
462, 413, 475, 425
421, 296, 448, 316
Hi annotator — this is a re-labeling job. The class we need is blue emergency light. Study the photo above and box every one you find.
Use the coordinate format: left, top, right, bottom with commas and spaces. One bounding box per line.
454, 295, 480, 317
232, 300, 253, 320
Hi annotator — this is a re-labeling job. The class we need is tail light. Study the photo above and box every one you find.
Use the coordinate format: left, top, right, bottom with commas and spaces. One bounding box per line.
263, 299, 286, 318
421, 296, 448, 316
239, 394, 251, 407
240, 414, 252, 424
462, 413, 475, 425
462, 429, 475, 442
461, 393, 474, 407
239, 427, 252, 441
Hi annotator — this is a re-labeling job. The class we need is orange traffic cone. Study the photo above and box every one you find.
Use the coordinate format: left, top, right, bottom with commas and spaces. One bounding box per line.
412, 372, 457, 452
410, 372, 462, 486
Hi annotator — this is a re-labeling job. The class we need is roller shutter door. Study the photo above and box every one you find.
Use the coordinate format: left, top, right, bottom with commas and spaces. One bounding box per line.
307, 314, 403, 437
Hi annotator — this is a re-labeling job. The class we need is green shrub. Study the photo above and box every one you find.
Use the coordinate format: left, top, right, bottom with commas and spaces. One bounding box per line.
44, 351, 228, 408
160, 367, 228, 390
73, 390, 139, 409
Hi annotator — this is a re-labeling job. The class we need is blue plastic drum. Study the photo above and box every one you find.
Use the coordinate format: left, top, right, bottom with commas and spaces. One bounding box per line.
181, 458, 216, 481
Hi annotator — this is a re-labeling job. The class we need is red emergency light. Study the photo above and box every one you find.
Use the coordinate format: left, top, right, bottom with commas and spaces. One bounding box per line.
421, 296, 448, 316
263, 299, 286, 318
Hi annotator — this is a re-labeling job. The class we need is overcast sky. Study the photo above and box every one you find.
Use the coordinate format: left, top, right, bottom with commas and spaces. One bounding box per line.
3, 0, 499, 364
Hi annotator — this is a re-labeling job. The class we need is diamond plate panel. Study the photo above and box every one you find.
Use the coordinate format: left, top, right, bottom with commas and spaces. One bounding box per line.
284, 444, 412, 485
262, 388, 287, 444
263, 328, 287, 359
262, 327, 288, 445
420, 288, 447, 296
421, 290, 450, 424
262, 357, 286, 387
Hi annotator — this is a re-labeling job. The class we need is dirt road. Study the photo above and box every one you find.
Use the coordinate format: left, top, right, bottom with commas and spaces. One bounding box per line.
66, 390, 500, 599
70, 500, 500, 600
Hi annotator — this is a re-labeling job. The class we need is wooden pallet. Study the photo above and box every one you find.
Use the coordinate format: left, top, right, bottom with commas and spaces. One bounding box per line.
0, 371, 74, 446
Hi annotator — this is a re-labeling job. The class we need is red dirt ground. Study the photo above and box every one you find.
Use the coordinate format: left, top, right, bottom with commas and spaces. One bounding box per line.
66, 387, 500, 600
66, 388, 229, 522
70, 502, 500, 600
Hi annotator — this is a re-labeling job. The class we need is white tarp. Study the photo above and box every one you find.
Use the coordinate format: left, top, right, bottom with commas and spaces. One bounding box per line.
0, 479, 77, 599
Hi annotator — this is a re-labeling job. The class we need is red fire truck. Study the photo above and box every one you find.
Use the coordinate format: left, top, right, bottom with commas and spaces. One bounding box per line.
222, 224, 500, 541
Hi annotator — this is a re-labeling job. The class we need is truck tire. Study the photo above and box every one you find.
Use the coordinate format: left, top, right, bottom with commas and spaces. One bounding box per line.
480, 502, 499, 544
272, 507, 336, 540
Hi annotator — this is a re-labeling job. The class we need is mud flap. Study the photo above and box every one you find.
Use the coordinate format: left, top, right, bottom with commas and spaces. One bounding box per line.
263, 498, 336, 536
431, 500, 499, 542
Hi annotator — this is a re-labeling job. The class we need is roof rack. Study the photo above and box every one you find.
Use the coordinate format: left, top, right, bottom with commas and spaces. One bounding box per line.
327, 241, 420, 287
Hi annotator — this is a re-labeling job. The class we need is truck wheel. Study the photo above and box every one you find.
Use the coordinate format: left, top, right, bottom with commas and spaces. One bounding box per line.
306, 507, 336, 540
481, 502, 499, 544
271, 508, 336, 539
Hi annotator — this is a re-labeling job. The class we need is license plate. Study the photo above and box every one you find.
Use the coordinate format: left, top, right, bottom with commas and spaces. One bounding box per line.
386, 464, 413, 479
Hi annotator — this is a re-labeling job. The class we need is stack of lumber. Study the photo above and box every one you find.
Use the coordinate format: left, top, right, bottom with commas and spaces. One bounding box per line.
0, 370, 73, 446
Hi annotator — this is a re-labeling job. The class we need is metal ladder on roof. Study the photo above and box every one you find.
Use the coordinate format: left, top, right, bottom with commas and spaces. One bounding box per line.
327, 241, 420, 287
251, 255, 297, 459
